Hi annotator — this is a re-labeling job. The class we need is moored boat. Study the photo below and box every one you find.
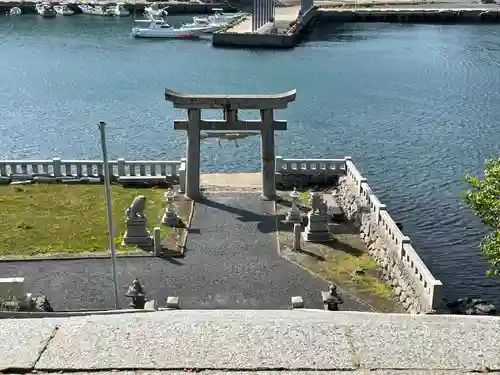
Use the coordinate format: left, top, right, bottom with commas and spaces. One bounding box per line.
144, 3, 169, 17
54, 4, 75, 15
78, 4, 114, 16
192, 9, 245, 24
132, 18, 211, 38
180, 18, 225, 33
111, 3, 130, 16
36, 2, 57, 17
8, 6, 22, 15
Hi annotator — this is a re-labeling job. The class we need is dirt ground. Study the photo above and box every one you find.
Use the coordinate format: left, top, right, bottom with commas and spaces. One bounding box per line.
275, 194, 403, 313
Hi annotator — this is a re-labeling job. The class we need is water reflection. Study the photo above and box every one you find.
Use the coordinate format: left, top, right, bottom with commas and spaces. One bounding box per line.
302, 22, 415, 43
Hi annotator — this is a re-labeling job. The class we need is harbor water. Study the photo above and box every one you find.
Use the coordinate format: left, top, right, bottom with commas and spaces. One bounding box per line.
1, 14, 500, 304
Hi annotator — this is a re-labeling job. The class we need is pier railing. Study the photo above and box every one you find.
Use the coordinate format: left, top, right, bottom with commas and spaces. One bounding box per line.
0, 158, 182, 180
344, 156, 443, 311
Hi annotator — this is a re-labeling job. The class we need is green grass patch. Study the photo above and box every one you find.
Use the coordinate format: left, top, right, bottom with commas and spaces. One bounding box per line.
322, 251, 392, 299
299, 190, 310, 202
0, 184, 172, 256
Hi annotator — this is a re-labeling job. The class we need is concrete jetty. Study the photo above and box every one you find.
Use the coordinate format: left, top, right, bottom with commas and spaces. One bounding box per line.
213, 5, 317, 48
213, 0, 500, 49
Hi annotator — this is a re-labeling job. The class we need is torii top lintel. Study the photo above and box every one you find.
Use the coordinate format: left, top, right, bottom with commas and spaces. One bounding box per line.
164, 88, 297, 110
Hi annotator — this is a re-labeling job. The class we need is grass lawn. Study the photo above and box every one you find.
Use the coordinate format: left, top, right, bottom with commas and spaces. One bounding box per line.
0, 184, 179, 256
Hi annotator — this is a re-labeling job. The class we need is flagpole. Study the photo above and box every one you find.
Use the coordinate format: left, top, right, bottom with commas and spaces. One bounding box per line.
98, 121, 120, 309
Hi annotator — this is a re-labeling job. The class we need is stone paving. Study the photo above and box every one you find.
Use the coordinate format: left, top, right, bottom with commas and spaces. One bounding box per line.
0, 192, 367, 311
1, 310, 499, 373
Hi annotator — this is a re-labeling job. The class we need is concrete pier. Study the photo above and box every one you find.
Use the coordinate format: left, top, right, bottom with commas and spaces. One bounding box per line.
213, 5, 318, 48
318, 6, 500, 22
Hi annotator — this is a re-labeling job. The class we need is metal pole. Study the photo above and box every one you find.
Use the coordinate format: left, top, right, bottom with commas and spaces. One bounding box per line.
252, 0, 256, 31
256, 0, 260, 29
98, 121, 120, 310
264, 0, 268, 24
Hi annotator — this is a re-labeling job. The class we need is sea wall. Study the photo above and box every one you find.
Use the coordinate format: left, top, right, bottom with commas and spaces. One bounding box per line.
336, 157, 444, 313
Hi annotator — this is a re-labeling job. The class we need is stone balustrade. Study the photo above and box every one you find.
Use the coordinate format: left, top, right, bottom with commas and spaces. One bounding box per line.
0, 158, 182, 181
276, 156, 345, 173
275, 156, 345, 189
342, 156, 443, 312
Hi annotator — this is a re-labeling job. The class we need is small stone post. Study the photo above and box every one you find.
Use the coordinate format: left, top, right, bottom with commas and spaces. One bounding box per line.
152, 227, 162, 257
293, 223, 301, 251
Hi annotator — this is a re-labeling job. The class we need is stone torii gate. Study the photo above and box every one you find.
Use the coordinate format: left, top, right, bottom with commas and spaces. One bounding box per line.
165, 88, 297, 200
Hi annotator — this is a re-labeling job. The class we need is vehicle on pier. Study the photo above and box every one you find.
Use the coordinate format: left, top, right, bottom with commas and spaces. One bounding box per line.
36, 2, 57, 17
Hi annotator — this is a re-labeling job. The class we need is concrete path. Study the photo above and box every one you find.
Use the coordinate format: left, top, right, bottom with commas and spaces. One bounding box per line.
0, 192, 370, 311
183, 192, 369, 310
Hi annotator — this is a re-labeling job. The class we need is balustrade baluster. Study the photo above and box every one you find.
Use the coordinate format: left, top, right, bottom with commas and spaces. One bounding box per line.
76, 164, 83, 177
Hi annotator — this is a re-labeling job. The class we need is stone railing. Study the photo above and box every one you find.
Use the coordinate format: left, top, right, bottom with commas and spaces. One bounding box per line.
343, 156, 444, 312
275, 156, 346, 173
0, 158, 182, 182
275, 156, 346, 189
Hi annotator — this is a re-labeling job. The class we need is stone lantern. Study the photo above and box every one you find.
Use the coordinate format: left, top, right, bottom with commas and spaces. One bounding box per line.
285, 188, 302, 223
322, 284, 343, 311
125, 278, 147, 309
162, 188, 179, 227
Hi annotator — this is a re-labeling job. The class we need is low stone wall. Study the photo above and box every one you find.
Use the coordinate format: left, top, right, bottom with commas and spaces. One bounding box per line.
335, 158, 444, 313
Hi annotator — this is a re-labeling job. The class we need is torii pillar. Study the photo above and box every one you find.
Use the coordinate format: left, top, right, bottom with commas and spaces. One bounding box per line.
165, 88, 297, 200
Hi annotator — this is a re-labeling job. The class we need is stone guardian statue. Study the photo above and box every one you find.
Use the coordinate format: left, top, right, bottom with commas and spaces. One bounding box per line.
122, 195, 151, 247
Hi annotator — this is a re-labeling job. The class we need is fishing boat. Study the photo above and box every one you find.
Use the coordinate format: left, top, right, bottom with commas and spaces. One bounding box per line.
192, 9, 245, 24
144, 3, 168, 17
54, 4, 75, 15
78, 4, 114, 15
94, 5, 114, 16
78, 4, 94, 13
8, 7, 22, 15
110, 3, 130, 16
180, 18, 225, 33
132, 17, 211, 38
36, 2, 57, 17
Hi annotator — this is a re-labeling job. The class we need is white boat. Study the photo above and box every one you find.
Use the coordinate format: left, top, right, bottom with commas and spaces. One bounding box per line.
78, 4, 94, 13
192, 9, 245, 24
36, 2, 57, 17
144, 3, 168, 17
181, 18, 224, 33
110, 3, 130, 16
78, 4, 114, 15
94, 5, 114, 15
132, 18, 211, 38
8, 6, 22, 15
54, 4, 75, 15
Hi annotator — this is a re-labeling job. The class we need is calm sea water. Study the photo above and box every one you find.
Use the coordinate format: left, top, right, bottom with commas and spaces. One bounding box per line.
1, 14, 500, 304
